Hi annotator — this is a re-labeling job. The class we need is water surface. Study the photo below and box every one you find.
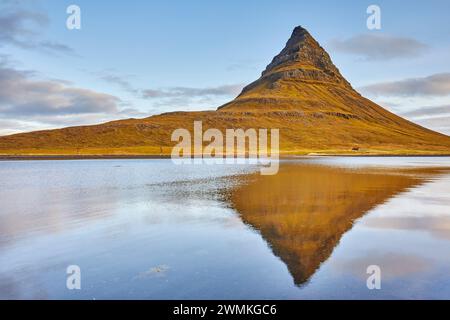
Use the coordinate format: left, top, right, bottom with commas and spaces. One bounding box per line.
0, 157, 449, 299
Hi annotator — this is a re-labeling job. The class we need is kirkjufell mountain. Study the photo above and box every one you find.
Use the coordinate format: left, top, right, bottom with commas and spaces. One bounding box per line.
1, 26, 450, 156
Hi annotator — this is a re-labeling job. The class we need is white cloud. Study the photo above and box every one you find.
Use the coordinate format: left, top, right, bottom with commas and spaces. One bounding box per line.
0, 60, 145, 135
331, 34, 428, 61
0, 65, 120, 116
360, 73, 450, 97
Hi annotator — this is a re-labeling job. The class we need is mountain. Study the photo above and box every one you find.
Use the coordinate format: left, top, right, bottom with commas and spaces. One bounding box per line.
1, 26, 449, 156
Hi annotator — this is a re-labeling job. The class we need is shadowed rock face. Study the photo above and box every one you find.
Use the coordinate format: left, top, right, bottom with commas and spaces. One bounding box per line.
226, 164, 445, 285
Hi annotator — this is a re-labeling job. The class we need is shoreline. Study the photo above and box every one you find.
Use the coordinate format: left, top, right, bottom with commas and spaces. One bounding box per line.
1, 153, 450, 161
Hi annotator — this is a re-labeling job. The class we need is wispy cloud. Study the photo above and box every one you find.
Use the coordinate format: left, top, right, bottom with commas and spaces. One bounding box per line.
95, 71, 244, 111
400, 105, 450, 118
142, 84, 244, 99
0, 118, 36, 136
38, 41, 75, 55
360, 73, 450, 97
140, 84, 244, 112
0, 58, 145, 135
397, 104, 450, 136
95, 70, 139, 95
0, 5, 75, 55
413, 116, 450, 135
95, 69, 244, 109
331, 33, 428, 60
0, 65, 119, 116
226, 59, 258, 72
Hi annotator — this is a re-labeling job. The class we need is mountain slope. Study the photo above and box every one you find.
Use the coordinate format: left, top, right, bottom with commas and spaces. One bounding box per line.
1, 26, 449, 156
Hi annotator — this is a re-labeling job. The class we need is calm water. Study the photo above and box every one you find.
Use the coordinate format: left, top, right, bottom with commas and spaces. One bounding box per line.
0, 157, 449, 299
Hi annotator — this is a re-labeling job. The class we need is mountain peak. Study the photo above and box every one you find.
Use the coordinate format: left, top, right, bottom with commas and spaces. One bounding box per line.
283, 25, 312, 49
261, 26, 350, 87
262, 26, 314, 74
229, 26, 352, 101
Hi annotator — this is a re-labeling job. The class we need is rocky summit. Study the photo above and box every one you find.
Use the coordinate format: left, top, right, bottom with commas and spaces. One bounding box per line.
1, 26, 450, 156
219, 25, 353, 111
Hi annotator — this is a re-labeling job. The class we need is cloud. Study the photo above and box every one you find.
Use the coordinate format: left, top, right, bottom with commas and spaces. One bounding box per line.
0, 57, 149, 135
331, 33, 428, 60
360, 73, 450, 97
364, 215, 450, 240
374, 103, 450, 135
0, 65, 120, 117
226, 59, 258, 72
95, 70, 139, 95
414, 116, 450, 135
140, 84, 245, 112
0, 7, 75, 55
400, 105, 450, 118
38, 41, 75, 55
95, 71, 244, 112
333, 252, 431, 280
0, 119, 37, 135
118, 108, 148, 118
96, 71, 244, 109
396, 104, 450, 135
142, 84, 244, 99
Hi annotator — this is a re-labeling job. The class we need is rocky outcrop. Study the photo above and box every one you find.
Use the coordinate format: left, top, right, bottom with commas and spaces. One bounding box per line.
235, 26, 352, 98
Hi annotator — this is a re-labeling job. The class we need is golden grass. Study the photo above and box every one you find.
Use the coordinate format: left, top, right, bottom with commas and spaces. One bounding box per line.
1, 62, 449, 156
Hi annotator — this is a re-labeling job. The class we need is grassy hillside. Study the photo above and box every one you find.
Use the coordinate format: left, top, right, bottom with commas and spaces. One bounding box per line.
0, 108, 449, 156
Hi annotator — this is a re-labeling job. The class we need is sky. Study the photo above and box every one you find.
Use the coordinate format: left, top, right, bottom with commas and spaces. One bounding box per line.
0, 0, 449, 135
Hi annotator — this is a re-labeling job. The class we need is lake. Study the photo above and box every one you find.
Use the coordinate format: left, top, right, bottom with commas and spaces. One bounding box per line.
0, 157, 449, 299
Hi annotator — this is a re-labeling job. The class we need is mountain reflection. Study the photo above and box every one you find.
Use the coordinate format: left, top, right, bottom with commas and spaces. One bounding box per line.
227, 163, 445, 285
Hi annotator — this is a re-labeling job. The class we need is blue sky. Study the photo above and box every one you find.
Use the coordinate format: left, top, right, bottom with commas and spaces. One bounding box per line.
1, 0, 449, 135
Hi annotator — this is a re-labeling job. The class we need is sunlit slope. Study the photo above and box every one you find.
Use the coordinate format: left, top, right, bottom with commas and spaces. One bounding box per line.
1, 26, 449, 156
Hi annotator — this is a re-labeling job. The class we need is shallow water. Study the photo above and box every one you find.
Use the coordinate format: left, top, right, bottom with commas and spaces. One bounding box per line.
0, 157, 449, 299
